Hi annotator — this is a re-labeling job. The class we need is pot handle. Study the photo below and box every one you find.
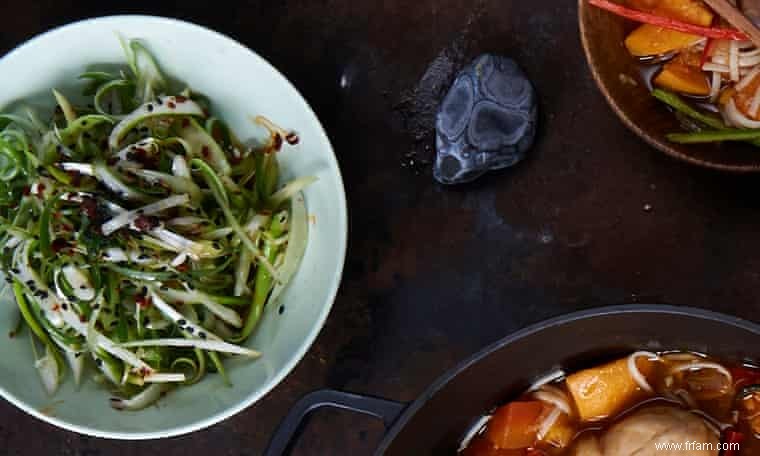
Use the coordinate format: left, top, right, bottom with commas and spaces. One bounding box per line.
264, 389, 406, 456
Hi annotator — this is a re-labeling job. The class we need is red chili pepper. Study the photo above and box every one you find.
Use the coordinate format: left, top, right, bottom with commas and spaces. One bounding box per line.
588, 0, 749, 41
722, 429, 745, 456
701, 38, 717, 69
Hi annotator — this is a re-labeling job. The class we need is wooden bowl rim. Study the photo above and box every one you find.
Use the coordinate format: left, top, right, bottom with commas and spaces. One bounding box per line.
577, 0, 760, 173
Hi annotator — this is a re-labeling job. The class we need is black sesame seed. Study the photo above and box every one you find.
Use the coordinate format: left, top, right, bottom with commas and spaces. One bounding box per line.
25, 280, 34, 286
198, 332, 207, 339
110, 321, 118, 327
79, 285, 86, 290
11, 268, 19, 274
186, 327, 194, 334
156, 98, 163, 105
141, 287, 147, 295
62, 304, 68, 310
75, 352, 82, 358
138, 254, 149, 260
278, 305, 285, 315
177, 319, 187, 326
160, 286, 169, 291
92, 304, 100, 310
95, 358, 103, 366
147, 104, 154, 112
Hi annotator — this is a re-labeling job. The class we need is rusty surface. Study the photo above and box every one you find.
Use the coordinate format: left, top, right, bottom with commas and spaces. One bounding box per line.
2, 1, 760, 454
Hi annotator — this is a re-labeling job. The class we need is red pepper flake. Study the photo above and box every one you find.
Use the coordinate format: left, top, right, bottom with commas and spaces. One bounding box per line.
133, 214, 160, 232
272, 133, 283, 151
22, 186, 30, 196
212, 127, 223, 142
53, 211, 62, 220
174, 95, 187, 103
182, 118, 190, 128
201, 146, 210, 158
167, 101, 176, 109
81, 197, 99, 219
175, 300, 185, 307
176, 262, 189, 272
37, 183, 46, 195
51, 303, 60, 312
138, 367, 151, 377
106, 157, 118, 166
67, 171, 82, 187
62, 224, 74, 232
230, 155, 242, 165
79, 315, 87, 323
51, 239, 70, 253
136, 295, 152, 309
285, 132, 300, 145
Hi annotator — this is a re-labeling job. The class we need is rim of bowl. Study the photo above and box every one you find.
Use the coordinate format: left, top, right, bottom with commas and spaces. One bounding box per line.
0, 14, 348, 440
577, 0, 760, 173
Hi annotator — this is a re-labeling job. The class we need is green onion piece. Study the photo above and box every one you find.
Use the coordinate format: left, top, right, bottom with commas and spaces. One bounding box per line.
667, 129, 760, 143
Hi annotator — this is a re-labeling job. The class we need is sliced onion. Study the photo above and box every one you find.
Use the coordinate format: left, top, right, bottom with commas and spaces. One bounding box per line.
170, 252, 188, 267
749, 84, 760, 118
61, 265, 95, 301
670, 362, 733, 383
155, 285, 242, 328
120, 338, 260, 357
732, 40, 742, 82
703, 63, 730, 73
536, 407, 563, 441
533, 387, 572, 415
737, 66, 760, 91
101, 194, 189, 235
148, 289, 223, 340
709, 71, 722, 102
628, 351, 661, 393
528, 369, 567, 392
172, 155, 191, 178
102, 247, 129, 262
110, 383, 170, 411
723, 99, 760, 128
142, 372, 187, 383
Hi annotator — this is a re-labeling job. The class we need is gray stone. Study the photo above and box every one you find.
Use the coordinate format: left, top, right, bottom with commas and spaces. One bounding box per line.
434, 54, 537, 184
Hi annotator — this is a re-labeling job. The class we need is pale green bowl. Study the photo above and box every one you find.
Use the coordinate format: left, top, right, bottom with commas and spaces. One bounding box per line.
0, 16, 347, 439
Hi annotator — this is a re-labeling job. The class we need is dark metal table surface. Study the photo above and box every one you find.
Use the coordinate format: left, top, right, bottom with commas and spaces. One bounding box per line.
2, 1, 760, 455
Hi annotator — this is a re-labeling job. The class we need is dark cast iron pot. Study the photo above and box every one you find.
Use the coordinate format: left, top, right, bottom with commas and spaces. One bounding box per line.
265, 305, 760, 455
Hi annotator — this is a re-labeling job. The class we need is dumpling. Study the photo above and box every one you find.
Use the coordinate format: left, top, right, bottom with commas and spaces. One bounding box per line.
600, 406, 719, 456
568, 435, 604, 456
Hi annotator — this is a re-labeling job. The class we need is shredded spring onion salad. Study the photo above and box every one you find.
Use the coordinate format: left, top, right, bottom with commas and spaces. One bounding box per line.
0, 38, 313, 409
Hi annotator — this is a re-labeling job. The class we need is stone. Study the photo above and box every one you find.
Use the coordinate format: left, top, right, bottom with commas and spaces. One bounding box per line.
434, 54, 537, 184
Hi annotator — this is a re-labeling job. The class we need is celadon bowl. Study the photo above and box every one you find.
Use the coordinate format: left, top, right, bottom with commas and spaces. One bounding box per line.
0, 16, 347, 439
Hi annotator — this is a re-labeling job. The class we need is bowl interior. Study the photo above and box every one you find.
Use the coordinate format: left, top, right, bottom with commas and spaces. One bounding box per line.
579, 0, 760, 172
0, 16, 347, 439
381, 306, 760, 455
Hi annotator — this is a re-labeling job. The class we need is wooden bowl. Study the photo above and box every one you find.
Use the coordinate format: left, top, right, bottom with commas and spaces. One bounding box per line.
579, 0, 760, 172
